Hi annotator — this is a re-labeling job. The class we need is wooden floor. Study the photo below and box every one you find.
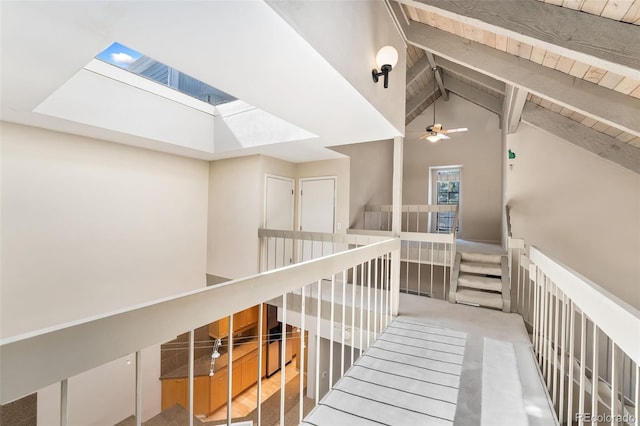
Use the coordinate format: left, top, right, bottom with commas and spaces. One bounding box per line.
204, 362, 300, 422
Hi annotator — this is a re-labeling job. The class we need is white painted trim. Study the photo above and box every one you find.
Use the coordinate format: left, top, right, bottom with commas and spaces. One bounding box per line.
297, 176, 337, 233
84, 59, 218, 115
529, 246, 640, 365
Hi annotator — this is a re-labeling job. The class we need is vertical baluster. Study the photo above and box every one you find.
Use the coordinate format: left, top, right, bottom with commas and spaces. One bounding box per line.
136, 350, 142, 426
60, 379, 68, 426
553, 284, 559, 409
280, 293, 287, 426
610, 343, 618, 426
299, 287, 305, 424
579, 313, 587, 426
540, 272, 547, 370
282, 237, 287, 267
257, 303, 264, 426
635, 362, 640, 426
315, 280, 321, 405
592, 325, 599, 421
430, 241, 434, 297
274, 237, 278, 269
359, 261, 364, 357
568, 301, 575, 425
531, 265, 538, 358
559, 291, 567, 424
188, 330, 194, 426
367, 259, 372, 350
329, 274, 335, 389
341, 269, 346, 377
227, 316, 234, 426
405, 240, 409, 293
351, 260, 356, 365
546, 278, 553, 387
444, 243, 448, 301
298, 286, 307, 426
373, 257, 378, 339
385, 253, 390, 327
418, 240, 422, 296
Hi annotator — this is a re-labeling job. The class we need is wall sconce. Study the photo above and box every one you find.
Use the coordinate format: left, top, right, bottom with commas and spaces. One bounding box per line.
372, 46, 398, 89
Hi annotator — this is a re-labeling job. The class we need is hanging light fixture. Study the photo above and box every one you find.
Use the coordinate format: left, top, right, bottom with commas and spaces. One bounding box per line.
372, 46, 398, 89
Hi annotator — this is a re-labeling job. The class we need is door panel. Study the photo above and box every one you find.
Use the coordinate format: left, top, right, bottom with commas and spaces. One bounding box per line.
299, 178, 336, 260
265, 176, 294, 269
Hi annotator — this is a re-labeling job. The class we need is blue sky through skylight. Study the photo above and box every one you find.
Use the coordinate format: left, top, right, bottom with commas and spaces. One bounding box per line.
95, 42, 142, 68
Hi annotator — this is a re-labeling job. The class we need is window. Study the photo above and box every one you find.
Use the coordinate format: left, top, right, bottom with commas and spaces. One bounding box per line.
429, 166, 461, 233
95, 42, 236, 106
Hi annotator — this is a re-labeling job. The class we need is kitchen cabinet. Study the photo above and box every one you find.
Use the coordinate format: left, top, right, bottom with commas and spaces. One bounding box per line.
208, 315, 229, 339
232, 362, 242, 397
209, 305, 260, 338
193, 376, 210, 415
241, 351, 259, 390
161, 378, 187, 411
209, 367, 228, 413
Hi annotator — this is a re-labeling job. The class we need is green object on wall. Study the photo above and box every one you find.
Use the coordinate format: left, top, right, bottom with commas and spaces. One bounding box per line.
508, 149, 516, 159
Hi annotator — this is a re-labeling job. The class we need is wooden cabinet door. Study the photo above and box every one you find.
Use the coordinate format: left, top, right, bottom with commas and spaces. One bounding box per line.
209, 316, 229, 338
241, 351, 259, 390
193, 376, 210, 416
245, 305, 259, 325
233, 310, 246, 333
232, 362, 243, 397
209, 367, 228, 413
161, 378, 187, 410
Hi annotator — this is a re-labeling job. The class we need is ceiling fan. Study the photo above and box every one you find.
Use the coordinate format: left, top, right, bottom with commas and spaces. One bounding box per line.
416, 67, 468, 143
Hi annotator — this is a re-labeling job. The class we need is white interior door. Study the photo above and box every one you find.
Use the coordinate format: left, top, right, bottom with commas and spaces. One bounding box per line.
298, 177, 336, 260
265, 175, 294, 269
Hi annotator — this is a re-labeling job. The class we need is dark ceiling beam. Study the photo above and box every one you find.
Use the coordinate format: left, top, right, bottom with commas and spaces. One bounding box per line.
522, 102, 640, 174
404, 21, 640, 138
396, 0, 640, 80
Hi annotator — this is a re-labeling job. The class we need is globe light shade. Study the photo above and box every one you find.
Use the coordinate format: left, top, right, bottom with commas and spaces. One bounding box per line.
375, 46, 398, 69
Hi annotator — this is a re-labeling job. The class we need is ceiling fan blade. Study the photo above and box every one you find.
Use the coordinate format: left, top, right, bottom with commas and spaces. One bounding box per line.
441, 127, 468, 134
440, 133, 450, 140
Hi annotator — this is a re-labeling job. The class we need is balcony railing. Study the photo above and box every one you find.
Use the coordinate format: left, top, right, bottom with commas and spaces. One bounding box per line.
508, 239, 639, 426
0, 233, 399, 426
360, 204, 459, 300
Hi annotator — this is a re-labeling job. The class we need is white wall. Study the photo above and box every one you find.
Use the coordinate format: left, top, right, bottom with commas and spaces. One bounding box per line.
38, 345, 161, 426
332, 140, 394, 229
404, 94, 503, 242
267, 0, 406, 134
207, 155, 263, 279
1, 122, 208, 423
1, 122, 209, 338
506, 123, 640, 309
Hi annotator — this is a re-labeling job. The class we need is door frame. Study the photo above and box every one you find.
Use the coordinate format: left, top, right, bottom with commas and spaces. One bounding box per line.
264, 174, 295, 230
297, 176, 337, 233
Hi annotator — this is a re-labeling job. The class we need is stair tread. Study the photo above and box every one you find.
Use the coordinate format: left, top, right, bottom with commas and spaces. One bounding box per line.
459, 261, 502, 276
455, 289, 503, 309
459, 251, 503, 264
458, 273, 502, 291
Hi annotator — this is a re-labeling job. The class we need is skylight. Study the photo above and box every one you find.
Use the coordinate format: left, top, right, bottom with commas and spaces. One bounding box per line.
96, 42, 236, 106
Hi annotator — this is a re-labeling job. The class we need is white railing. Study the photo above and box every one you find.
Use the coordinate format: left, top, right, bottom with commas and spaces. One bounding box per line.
360, 205, 458, 301
0, 236, 400, 426
510, 242, 639, 426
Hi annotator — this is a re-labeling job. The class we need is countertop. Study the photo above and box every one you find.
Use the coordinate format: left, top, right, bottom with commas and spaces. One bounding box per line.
160, 338, 264, 380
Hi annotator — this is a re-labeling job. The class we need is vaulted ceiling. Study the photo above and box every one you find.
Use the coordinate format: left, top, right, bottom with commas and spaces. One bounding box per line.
396, 0, 640, 173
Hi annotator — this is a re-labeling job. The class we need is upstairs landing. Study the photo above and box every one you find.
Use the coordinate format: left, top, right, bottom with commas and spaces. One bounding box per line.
303, 294, 557, 426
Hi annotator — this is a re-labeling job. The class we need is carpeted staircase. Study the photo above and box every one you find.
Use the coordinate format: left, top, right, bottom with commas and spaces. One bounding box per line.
449, 251, 511, 312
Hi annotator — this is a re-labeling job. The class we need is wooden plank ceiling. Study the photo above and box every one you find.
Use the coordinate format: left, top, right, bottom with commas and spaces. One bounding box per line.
399, 0, 640, 151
